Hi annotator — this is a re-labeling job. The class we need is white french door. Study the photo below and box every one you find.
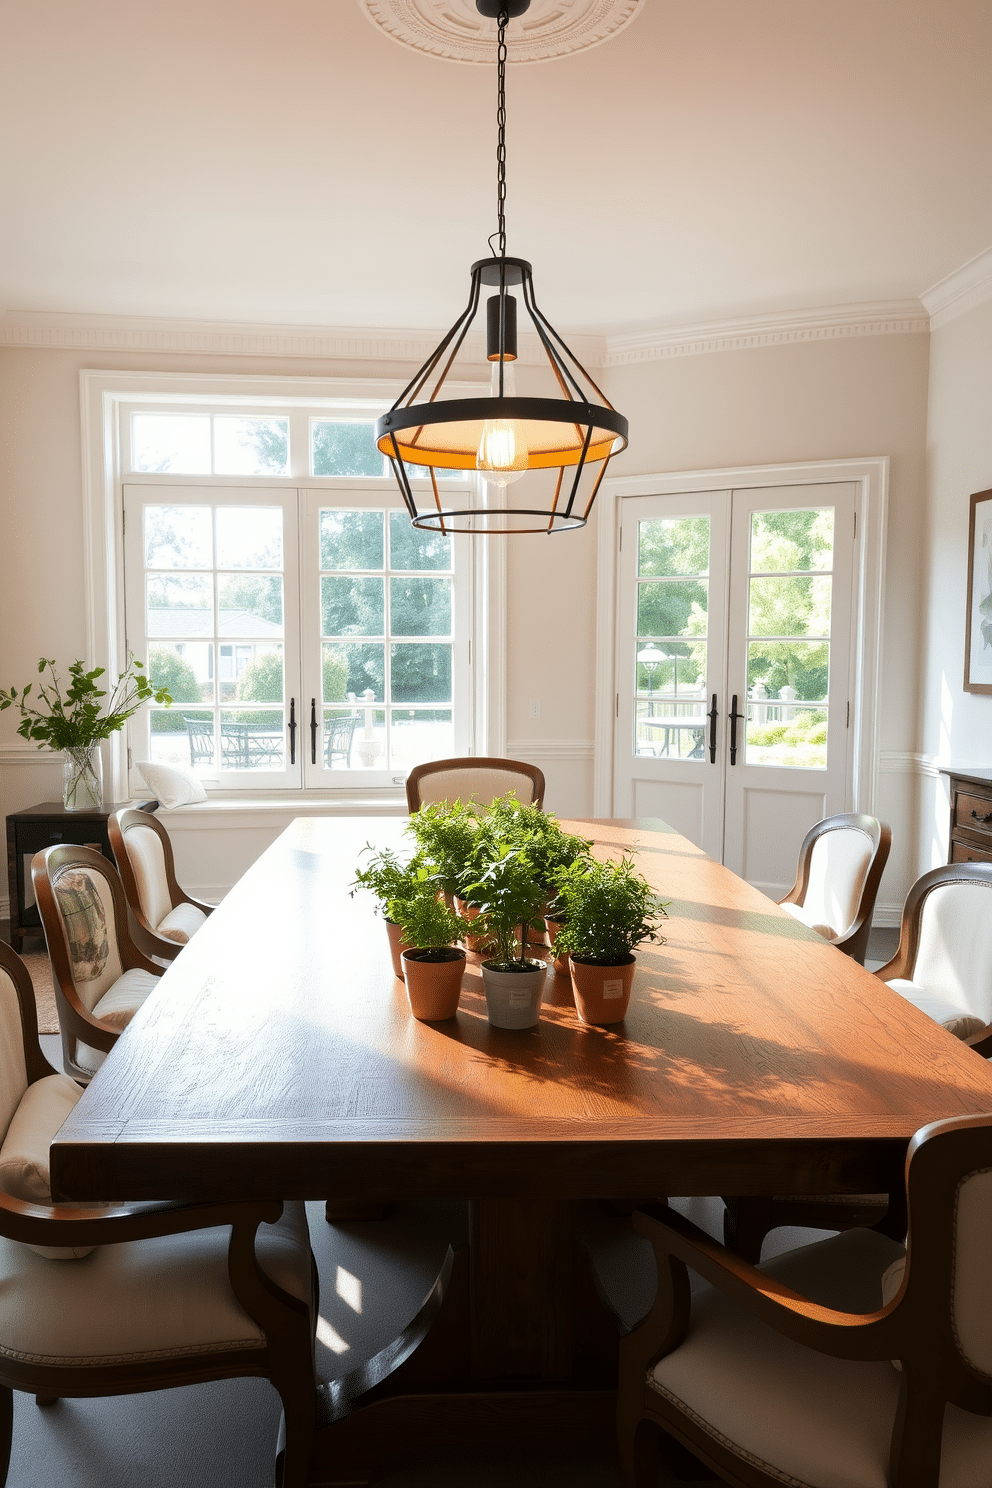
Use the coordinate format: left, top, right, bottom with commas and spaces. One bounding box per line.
614, 482, 858, 897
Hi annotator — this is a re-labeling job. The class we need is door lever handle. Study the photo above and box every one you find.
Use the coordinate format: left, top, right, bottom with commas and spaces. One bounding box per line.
310, 698, 318, 765
707, 693, 718, 763
288, 697, 297, 765
729, 694, 744, 766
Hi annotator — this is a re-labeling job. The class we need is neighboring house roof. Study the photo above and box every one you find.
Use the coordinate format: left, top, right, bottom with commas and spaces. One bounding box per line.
148, 608, 283, 640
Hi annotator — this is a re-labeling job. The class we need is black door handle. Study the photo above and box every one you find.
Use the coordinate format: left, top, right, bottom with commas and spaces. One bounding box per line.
310, 698, 318, 765
707, 693, 718, 763
729, 694, 744, 765
288, 697, 297, 765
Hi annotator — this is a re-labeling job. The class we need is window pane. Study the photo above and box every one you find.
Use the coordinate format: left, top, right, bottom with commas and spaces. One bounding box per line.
216, 507, 283, 570
146, 575, 213, 636
635, 640, 707, 697
637, 580, 708, 639
390, 577, 452, 637
638, 517, 710, 578
218, 575, 284, 636
321, 576, 384, 637
132, 414, 211, 475
390, 710, 454, 769
150, 712, 216, 771
323, 709, 359, 768
144, 506, 212, 569
229, 645, 284, 712
635, 700, 708, 761
147, 645, 214, 707
325, 642, 384, 702
319, 510, 384, 570
214, 417, 289, 476
750, 509, 834, 573
312, 422, 383, 478
748, 576, 831, 638
745, 702, 828, 770
747, 640, 829, 703
218, 709, 285, 770
389, 513, 452, 571
391, 643, 451, 703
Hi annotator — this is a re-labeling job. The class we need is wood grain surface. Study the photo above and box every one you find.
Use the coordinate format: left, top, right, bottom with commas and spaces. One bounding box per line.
51, 817, 992, 1205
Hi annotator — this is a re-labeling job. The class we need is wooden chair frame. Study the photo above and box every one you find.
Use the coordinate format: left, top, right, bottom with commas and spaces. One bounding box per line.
875, 860, 992, 1059
31, 844, 164, 1083
621, 1114, 992, 1488
405, 756, 546, 813
108, 807, 214, 963
778, 812, 891, 966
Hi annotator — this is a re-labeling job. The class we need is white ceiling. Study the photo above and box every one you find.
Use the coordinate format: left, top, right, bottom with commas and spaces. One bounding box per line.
1, 0, 989, 336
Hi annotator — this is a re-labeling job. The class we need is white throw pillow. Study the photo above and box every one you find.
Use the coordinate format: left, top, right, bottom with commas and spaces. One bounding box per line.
136, 760, 207, 810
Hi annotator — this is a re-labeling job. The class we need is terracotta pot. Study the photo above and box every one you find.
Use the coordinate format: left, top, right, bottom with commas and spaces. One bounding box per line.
385, 918, 411, 980
455, 897, 488, 952
480, 960, 547, 1029
401, 948, 466, 1021
544, 919, 570, 978
569, 954, 636, 1025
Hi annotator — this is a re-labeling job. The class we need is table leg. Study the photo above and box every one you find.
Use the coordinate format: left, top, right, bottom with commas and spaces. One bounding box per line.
305, 1199, 620, 1486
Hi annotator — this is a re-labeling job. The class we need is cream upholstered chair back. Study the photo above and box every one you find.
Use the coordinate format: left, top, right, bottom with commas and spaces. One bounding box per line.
952, 1165, 992, 1376
908, 880, 992, 1024
116, 815, 172, 931
406, 756, 545, 813
0, 961, 30, 1144
43, 857, 125, 1016
778, 812, 890, 965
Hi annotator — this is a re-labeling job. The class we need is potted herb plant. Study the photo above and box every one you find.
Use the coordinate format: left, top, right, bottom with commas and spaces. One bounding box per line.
405, 798, 482, 904
464, 844, 548, 1029
550, 855, 667, 1025
350, 845, 424, 979
388, 867, 472, 1021
1, 655, 172, 811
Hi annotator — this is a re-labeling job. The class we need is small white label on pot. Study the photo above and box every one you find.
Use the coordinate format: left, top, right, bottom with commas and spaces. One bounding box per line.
509, 991, 532, 1008
603, 980, 624, 1000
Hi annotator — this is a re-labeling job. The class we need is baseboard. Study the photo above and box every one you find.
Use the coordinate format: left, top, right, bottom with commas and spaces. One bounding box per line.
872, 903, 903, 929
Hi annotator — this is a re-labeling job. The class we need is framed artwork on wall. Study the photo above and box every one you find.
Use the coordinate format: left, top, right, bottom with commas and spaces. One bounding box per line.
965, 488, 992, 694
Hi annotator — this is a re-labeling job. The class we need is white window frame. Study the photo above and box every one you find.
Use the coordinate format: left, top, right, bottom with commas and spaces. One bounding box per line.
81, 370, 506, 806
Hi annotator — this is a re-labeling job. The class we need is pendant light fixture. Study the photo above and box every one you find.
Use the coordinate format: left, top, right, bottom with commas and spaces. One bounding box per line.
375, 0, 628, 535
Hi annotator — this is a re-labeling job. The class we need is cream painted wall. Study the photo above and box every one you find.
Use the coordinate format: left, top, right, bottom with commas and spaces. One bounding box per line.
918, 299, 992, 868
1, 330, 931, 911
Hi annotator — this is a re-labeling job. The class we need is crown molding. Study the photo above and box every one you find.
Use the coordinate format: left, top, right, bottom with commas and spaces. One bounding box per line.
604, 300, 929, 365
920, 248, 992, 329
0, 310, 607, 369
0, 299, 933, 369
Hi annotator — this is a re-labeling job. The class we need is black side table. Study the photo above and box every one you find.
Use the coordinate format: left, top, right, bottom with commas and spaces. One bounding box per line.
5, 801, 135, 951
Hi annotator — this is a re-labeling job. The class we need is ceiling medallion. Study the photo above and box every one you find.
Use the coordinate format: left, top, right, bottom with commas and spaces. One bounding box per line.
358, 0, 643, 64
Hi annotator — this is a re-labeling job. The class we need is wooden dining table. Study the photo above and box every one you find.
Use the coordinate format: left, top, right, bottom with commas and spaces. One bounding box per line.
51, 816, 992, 1484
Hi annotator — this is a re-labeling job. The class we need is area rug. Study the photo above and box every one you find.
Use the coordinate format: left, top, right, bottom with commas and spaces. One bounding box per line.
17, 951, 59, 1035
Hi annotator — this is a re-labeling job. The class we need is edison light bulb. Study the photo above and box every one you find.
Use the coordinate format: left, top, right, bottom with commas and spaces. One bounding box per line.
476, 356, 528, 487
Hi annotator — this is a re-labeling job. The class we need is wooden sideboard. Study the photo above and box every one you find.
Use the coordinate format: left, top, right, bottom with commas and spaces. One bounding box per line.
941, 768, 992, 864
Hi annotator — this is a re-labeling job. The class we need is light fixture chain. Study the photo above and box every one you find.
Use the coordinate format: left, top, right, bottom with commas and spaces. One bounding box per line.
495, 9, 508, 259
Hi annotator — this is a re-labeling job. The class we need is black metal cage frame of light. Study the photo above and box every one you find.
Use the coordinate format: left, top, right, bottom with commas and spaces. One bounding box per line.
375, 256, 629, 535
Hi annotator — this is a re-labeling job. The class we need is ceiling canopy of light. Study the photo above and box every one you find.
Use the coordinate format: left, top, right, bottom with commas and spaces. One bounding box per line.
375, 0, 629, 535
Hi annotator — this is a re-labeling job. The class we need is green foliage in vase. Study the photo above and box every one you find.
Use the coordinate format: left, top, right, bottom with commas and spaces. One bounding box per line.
550, 855, 667, 966
387, 867, 471, 958
1, 656, 172, 749
463, 844, 546, 971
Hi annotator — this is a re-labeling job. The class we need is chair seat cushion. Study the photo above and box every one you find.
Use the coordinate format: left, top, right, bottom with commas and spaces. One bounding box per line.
885, 978, 986, 1039
648, 1229, 992, 1488
156, 902, 207, 945
89, 968, 160, 1031
0, 1200, 311, 1366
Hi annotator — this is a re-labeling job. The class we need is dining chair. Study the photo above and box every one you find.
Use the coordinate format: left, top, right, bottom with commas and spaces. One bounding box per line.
108, 806, 213, 961
405, 756, 545, 813
777, 812, 891, 965
31, 844, 165, 1083
0, 937, 317, 1488
184, 716, 214, 768
620, 1112, 992, 1488
326, 713, 359, 768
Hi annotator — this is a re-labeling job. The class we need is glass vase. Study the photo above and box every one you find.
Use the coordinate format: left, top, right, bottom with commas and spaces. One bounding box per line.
63, 746, 103, 812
